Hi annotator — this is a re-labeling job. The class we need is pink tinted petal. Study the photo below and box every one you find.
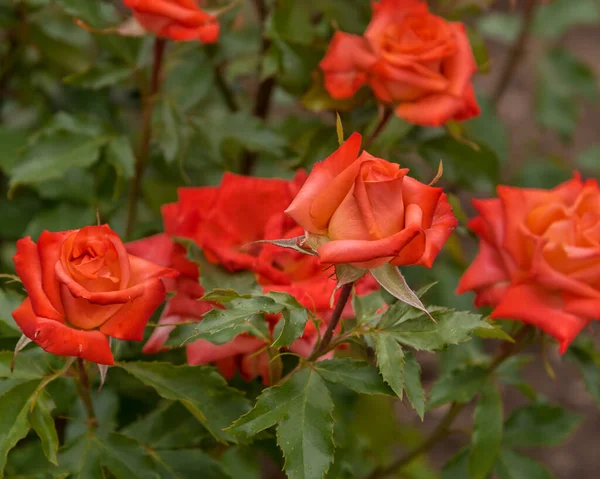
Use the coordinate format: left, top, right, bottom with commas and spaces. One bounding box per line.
490, 284, 589, 354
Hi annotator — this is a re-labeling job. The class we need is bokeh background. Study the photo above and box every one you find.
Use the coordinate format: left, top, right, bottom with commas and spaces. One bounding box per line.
0, 0, 599, 477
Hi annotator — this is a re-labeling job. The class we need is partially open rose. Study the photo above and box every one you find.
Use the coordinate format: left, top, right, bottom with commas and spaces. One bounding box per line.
285, 133, 457, 269
320, 0, 479, 126
123, 0, 219, 43
12, 225, 178, 365
457, 175, 600, 353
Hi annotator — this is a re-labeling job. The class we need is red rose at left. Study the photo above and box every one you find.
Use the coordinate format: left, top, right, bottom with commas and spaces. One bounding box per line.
12, 225, 178, 365
123, 0, 219, 43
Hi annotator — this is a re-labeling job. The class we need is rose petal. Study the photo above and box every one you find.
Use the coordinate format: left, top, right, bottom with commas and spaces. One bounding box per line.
13, 237, 62, 321
490, 284, 589, 354
395, 93, 463, 126
286, 133, 363, 233
187, 335, 266, 365
100, 279, 168, 341
318, 227, 421, 266
37, 231, 70, 316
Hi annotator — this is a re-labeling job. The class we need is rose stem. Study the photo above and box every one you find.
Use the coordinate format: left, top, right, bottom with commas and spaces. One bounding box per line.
239, 0, 276, 176
363, 107, 393, 150
365, 325, 534, 479
308, 282, 354, 361
125, 37, 167, 239
76, 358, 98, 430
491, 0, 538, 107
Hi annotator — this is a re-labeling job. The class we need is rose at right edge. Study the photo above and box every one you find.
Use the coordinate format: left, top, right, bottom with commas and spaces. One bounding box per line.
458, 175, 600, 353
285, 132, 457, 270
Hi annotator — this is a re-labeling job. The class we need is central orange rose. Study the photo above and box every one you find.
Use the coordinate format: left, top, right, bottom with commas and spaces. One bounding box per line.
285, 133, 457, 269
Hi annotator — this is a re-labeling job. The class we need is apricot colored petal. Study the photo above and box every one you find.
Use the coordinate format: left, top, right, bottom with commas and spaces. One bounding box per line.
126, 233, 176, 268
128, 253, 179, 284
329, 192, 372, 241
532, 254, 600, 299
365, 0, 427, 52
452, 84, 481, 121
318, 227, 420, 265
378, 63, 449, 93
286, 133, 363, 232
395, 93, 463, 127
13, 237, 62, 321
37, 230, 70, 316
391, 231, 426, 266
401, 176, 443, 228
354, 167, 408, 238
100, 279, 168, 341
320, 31, 377, 73
186, 335, 266, 365
490, 284, 589, 354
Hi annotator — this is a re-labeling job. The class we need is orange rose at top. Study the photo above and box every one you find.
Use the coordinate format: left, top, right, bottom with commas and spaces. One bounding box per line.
12, 225, 178, 365
123, 0, 219, 43
320, 0, 480, 126
285, 132, 457, 269
457, 175, 600, 353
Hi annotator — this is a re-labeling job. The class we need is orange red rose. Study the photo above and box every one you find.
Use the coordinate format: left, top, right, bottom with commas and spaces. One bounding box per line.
320, 0, 480, 126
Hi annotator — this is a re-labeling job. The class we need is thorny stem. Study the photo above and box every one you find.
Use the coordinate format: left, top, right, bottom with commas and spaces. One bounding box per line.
491, 0, 538, 107
240, 0, 276, 176
125, 37, 167, 239
365, 326, 534, 479
308, 282, 354, 361
76, 359, 98, 431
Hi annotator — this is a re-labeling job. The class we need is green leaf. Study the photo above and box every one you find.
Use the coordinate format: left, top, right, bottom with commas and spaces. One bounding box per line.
428, 366, 488, 409
477, 13, 521, 43
28, 393, 59, 466
24, 203, 97, 240
0, 289, 23, 338
372, 334, 405, 399
267, 0, 314, 45
56, 0, 119, 27
314, 359, 394, 396
0, 380, 41, 473
403, 352, 425, 420
58, 433, 104, 479
301, 72, 369, 113
122, 402, 208, 449
268, 292, 309, 348
228, 368, 335, 479
0, 350, 49, 380
565, 338, 600, 405
99, 433, 159, 479
220, 447, 260, 479
353, 291, 386, 325
495, 449, 555, 479
0, 128, 29, 173
370, 264, 431, 319
335, 112, 344, 146
503, 403, 582, 447
118, 362, 251, 443
442, 448, 470, 479
467, 26, 489, 73
386, 310, 486, 351
533, 0, 600, 40
474, 322, 515, 342
153, 449, 231, 479
194, 296, 280, 343
158, 99, 181, 163
469, 381, 503, 479
63, 63, 132, 89
201, 289, 252, 303
106, 136, 136, 180
9, 133, 108, 192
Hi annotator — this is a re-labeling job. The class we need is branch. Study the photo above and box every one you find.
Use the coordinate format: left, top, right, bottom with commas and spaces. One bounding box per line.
125, 37, 167, 239
491, 0, 538, 107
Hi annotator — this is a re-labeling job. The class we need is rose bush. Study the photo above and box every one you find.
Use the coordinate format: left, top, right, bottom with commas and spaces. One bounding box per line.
286, 132, 457, 269
127, 173, 375, 377
320, 0, 480, 126
123, 0, 219, 43
457, 175, 600, 353
11, 225, 178, 365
